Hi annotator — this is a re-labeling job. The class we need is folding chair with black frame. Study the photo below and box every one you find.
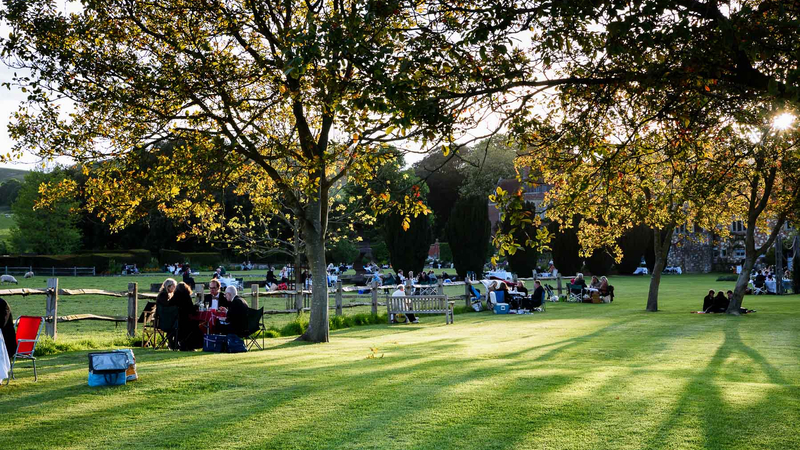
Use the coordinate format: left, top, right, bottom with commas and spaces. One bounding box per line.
154, 304, 180, 350
139, 302, 158, 348
244, 307, 265, 351
567, 283, 584, 303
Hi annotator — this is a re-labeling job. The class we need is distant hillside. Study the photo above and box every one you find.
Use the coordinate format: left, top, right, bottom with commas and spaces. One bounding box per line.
0, 167, 28, 184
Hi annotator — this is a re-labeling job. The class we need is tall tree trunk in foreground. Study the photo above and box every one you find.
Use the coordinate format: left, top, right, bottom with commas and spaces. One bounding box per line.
646, 227, 674, 312
299, 201, 329, 343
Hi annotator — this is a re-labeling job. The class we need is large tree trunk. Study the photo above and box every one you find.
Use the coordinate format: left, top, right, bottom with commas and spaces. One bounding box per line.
727, 217, 785, 314
298, 203, 329, 343
729, 255, 756, 315
646, 227, 674, 312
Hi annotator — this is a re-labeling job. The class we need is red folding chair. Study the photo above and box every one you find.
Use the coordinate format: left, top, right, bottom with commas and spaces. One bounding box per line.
5, 316, 44, 385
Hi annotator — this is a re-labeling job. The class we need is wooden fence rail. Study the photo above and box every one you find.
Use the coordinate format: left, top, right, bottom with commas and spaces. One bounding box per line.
7, 274, 521, 341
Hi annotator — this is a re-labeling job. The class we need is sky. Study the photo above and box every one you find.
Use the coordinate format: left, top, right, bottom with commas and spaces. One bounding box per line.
0, 63, 41, 171
0, 1, 515, 173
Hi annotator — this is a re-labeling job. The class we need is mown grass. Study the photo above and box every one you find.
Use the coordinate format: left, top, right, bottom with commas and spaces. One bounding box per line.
2, 274, 799, 449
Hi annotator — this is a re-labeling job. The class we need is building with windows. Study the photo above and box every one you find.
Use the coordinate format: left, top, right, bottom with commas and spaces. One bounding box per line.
667, 221, 794, 273
490, 177, 795, 273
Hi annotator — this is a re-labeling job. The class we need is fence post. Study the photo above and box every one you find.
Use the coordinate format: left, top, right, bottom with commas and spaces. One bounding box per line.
45, 278, 58, 340
4, 266, 6, 274
74, 267, 77, 277
557, 274, 563, 296
251, 284, 259, 309
92, 267, 96, 276
127, 282, 138, 338
371, 280, 378, 315
437, 277, 444, 296
52, 267, 55, 276
465, 280, 471, 308
294, 285, 303, 314
335, 280, 342, 316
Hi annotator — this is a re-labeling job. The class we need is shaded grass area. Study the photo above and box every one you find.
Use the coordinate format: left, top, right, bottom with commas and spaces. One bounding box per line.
2, 275, 799, 449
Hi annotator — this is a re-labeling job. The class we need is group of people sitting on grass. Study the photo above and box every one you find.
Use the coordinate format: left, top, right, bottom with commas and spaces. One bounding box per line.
154, 278, 250, 351
570, 273, 613, 303
701, 289, 755, 314
485, 279, 546, 312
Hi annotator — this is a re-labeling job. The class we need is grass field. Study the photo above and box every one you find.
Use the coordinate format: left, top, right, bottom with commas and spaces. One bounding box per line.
1, 274, 799, 449
0, 166, 27, 184
0, 207, 15, 242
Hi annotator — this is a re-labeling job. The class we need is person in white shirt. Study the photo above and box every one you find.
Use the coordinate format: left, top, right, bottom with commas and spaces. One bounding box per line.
204, 279, 228, 310
391, 284, 418, 324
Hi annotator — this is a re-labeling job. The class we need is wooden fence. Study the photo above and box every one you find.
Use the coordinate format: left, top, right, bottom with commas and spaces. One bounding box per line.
3, 266, 96, 276
0, 274, 567, 341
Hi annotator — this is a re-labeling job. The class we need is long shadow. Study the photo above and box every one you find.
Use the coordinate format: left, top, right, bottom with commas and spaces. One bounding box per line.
2, 312, 786, 449
640, 322, 795, 450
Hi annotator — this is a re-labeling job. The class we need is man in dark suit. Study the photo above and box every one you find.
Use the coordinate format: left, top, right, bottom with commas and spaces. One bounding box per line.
204, 279, 229, 310
223, 286, 250, 337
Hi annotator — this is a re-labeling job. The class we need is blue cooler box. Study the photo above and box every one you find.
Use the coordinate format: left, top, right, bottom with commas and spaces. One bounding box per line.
493, 303, 510, 314
203, 334, 226, 352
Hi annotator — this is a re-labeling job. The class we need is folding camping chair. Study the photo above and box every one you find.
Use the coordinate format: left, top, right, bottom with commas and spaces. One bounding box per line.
244, 307, 265, 351
752, 281, 766, 296
139, 302, 157, 348
469, 285, 483, 311
5, 315, 44, 385
154, 304, 180, 350
567, 283, 583, 303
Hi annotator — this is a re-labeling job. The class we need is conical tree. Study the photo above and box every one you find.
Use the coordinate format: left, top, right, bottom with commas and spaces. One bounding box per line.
547, 217, 583, 276
501, 201, 540, 277
616, 224, 652, 274
446, 196, 491, 279
384, 212, 433, 275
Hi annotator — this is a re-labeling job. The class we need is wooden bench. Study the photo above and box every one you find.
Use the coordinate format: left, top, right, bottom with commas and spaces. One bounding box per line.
386, 294, 454, 324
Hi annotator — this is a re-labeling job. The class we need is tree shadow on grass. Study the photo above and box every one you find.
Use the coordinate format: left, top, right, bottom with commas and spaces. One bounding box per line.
2, 314, 789, 450
640, 322, 793, 450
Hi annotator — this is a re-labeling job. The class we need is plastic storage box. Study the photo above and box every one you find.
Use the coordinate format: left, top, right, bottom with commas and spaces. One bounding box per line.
493, 303, 510, 314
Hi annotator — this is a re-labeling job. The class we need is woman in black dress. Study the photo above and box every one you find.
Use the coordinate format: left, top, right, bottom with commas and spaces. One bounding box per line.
1, 298, 16, 356
169, 282, 202, 350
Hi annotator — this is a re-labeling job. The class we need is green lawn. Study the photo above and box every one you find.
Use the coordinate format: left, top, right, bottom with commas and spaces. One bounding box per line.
1, 274, 799, 449
0, 208, 15, 241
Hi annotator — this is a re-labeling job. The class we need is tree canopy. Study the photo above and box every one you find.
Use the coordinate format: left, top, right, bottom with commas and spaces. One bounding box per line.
10, 169, 82, 254
1, 1, 532, 341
